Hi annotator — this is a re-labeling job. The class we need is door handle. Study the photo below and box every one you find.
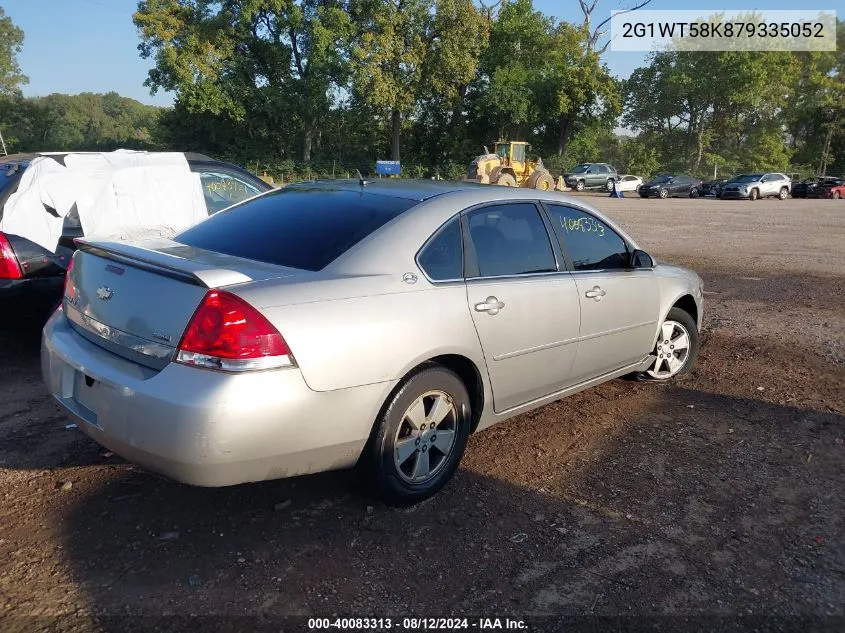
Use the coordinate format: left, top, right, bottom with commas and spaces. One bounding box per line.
585, 286, 606, 301
474, 296, 505, 315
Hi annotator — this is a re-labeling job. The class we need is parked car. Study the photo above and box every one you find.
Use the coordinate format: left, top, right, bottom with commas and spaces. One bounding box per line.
1, 152, 272, 305
720, 173, 791, 200
700, 179, 728, 197
562, 163, 619, 192
791, 177, 825, 198
638, 175, 703, 199
820, 177, 845, 199
42, 180, 704, 504
616, 175, 643, 192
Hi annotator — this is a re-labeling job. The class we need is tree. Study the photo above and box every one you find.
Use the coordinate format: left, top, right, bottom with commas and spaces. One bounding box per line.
134, 0, 353, 163
0, 7, 27, 97
623, 49, 796, 174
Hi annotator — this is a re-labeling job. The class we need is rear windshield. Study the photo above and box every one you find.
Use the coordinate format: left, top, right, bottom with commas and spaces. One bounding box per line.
175, 187, 417, 271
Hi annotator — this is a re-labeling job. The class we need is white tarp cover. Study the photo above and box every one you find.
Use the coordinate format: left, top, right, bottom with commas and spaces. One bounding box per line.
0, 150, 208, 253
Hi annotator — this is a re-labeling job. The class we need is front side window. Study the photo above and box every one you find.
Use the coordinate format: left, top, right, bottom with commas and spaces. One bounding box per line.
546, 205, 629, 272
512, 144, 526, 163
417, 217, 462, 281
467, 203, 556, 278
197, 170, 264, 214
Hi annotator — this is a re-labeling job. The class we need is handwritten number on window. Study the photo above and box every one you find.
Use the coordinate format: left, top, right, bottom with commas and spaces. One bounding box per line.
560, 216, 605, 237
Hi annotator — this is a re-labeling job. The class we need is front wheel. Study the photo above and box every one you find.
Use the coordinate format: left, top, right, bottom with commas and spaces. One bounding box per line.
689, 187, 699, 198
659, 188, 668, 199
575, 180, 585, 192
750, 188, 759, 201
606, 178, 616, 191
496, 173, 516, 187
362, 366, 471, 506
635, 184, 641, 193
638, 307, 700, 381
833, 191, 841, 200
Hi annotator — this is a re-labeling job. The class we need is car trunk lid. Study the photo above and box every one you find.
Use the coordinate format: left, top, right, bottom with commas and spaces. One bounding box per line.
65, 237, 308, 370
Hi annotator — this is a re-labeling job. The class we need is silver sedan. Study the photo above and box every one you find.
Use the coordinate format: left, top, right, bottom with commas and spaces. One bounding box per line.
41, 180, 703, 504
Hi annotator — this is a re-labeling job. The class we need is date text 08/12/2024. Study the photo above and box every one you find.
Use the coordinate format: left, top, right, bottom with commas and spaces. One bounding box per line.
307, 617, 528, 630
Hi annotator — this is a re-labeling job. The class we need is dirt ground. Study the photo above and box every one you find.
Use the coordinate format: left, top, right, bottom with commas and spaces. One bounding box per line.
0, 196, 843, 632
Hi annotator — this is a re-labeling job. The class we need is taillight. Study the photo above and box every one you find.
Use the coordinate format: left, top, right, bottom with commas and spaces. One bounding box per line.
176, 289, 294, 372
64, 254, 76, 302
0, 232, 23, 280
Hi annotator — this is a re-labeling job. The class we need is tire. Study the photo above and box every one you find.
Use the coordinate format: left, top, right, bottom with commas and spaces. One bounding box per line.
689, 187, 699, 198
496, 173, 516, 187
362, 366, 471, 506
778, 187, 788, 200
532, 170, 554, 191
637, 307, 700, 382
833, 191, 841, 200
575, 179, 585, 192
659, 188, 668, 199
750, 188, 759, 201
606, 178, 615, 191
635, 184, 641, 193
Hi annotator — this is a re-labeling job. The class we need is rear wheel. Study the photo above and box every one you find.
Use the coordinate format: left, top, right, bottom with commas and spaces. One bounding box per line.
363, 366, 471, 505
750, 188, 759, 201
659, 188, 668, 199
637, 308, 700, 382
779, 187, 788, 200
496, 173, 516, 187
689, 187, 699, 198
833, 191, 841, 200
635, 184, 641, 193
606, 178, 616, 191
575, 180, 585, 192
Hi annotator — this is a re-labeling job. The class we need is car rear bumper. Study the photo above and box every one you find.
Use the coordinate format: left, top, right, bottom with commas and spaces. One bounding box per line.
41, 310, 393, 486
0, 276, 64, 301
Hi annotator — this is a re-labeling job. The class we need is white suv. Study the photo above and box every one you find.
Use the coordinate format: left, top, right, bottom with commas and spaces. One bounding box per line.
721, 173, 791, 201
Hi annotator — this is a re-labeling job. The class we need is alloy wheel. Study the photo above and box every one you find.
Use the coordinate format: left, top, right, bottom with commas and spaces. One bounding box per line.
393, 391, 458, 484
646, 320, 691, 379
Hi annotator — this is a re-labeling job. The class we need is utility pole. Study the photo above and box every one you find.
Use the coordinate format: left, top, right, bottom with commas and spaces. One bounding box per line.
817, 125, 833, 177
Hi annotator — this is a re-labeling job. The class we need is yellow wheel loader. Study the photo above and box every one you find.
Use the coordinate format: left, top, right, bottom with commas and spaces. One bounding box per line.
464, 141, 565, 191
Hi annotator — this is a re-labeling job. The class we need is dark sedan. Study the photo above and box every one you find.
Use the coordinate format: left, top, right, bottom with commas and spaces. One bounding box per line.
1, 152, 272, 309
700, 179, 728, 197
638, 175, 703, 199
793, 177, 844, 199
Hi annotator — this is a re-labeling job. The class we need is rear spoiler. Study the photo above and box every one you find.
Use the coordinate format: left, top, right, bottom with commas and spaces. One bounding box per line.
75, 239, 253, 288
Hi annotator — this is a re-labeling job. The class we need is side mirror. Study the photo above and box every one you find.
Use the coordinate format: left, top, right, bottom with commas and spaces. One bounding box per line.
630, 249, 654, 268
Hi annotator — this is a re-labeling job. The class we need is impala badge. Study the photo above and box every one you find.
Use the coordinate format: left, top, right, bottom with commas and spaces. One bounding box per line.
96, 286, 114, 301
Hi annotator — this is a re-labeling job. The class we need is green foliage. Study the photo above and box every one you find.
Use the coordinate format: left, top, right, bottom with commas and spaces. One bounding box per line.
0, 7, 27, 97
0, 93, 162, 154
2, 1, 842, 182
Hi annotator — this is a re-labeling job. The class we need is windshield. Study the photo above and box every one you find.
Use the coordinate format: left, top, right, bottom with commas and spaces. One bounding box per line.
734, 174, 764, 183
495, 144, 509, 159
569, 164, 590, 174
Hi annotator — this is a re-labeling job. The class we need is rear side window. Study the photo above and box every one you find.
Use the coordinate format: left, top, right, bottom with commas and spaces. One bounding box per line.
546, 205, 629, 271
417, 217, 462, 281
196, 170, 265, 214
467, 203, 556, 277
176, 188, 416, 271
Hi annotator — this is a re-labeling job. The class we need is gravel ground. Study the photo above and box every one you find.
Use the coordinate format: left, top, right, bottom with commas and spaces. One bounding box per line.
0, 196, 843, 632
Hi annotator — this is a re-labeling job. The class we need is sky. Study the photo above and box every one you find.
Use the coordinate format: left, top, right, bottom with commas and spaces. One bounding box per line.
4, 0, 814, 107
